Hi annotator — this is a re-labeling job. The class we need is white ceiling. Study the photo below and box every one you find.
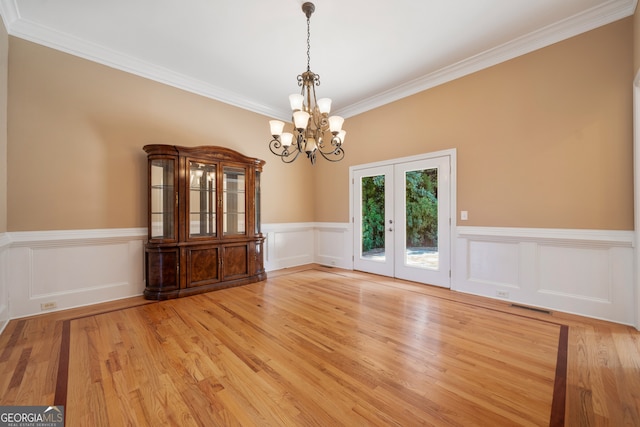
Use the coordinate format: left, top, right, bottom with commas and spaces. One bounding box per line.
0, 0, 636, 120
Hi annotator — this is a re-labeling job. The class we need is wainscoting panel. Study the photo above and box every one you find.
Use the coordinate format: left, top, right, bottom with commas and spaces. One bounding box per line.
263, 223, 315, 271
8, 229, 146, 318
315, 223, 352, 269
537, 244, 611, 301
467, 240, 521, 288
262, 223, 353, 272
456, 227, 635, 325
31, 243, 135, 296
0, 234, 9, 334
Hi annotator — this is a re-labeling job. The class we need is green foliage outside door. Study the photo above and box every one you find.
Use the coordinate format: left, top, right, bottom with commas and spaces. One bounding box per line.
361, 175, 386, 254
361, 169, 438, 254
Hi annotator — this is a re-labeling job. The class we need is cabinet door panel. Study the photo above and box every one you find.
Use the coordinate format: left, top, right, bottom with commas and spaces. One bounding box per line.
223, 244, 249, 278
186, 246, 220, 287
255, 240, 265, 275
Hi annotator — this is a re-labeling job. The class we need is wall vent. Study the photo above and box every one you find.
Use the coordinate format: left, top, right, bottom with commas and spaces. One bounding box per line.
511, 304, 552, 315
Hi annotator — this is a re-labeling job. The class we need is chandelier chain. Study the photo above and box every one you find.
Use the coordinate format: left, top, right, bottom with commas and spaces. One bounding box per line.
306, 16, 311, 72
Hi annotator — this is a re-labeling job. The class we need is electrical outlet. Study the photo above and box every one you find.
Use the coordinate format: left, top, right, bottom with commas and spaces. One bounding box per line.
496, 290, 509, 299
40, 301, 57, 311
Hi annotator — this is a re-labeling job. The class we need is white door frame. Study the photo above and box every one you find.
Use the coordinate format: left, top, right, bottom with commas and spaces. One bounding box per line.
349, 148, 457, 287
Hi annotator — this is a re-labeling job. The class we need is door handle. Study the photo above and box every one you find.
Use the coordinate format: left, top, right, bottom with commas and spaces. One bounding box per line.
389, 228, 393, 232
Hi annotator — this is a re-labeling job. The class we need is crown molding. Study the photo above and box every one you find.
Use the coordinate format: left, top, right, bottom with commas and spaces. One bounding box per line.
334, 0, 637, 118
0, 0, 18, 30
0, 0, 636, 120
0, 0, 288, 119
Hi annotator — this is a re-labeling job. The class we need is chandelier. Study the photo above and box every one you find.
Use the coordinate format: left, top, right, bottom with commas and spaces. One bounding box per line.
268, 2, 345, 165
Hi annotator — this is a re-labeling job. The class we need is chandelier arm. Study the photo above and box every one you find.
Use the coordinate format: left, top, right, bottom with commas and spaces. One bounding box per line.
316, 145, 345, 162
268, 138, 292, 157
295, 132, 305, 152
315, 133, 345, 161
268, 137, 283, 155
269, 138, 302, 163
316, 133, 342, 149
280, 148, 302, 163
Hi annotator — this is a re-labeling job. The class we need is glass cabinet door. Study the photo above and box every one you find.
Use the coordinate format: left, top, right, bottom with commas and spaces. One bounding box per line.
189, 161, 217, 238
150, 158, 176, 240
223, 166, 246, 236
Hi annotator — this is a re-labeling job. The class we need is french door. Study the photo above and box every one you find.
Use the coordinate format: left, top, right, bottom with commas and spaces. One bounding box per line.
353, 155, 451, 287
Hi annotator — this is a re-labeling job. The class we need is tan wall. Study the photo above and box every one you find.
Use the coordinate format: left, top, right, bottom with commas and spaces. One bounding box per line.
0, 19, 7, 233
315, 18, 634, 230
7, 38, 314, 231
6, 18, 634, 232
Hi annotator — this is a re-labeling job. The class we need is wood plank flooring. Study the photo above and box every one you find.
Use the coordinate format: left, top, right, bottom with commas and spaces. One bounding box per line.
0, 265, 639, 426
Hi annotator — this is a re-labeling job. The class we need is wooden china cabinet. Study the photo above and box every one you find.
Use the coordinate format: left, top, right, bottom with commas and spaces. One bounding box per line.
143, 144, 266, 300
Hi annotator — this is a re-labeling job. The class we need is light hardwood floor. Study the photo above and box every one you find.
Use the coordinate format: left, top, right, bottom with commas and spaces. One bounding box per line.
0, 265, 638, 426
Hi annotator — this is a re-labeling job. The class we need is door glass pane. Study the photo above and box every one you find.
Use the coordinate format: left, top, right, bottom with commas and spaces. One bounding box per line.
405, 168, 438, 269
361, 174, 386, 261
150, 159, 175, 239
223, 166, 246, 236
189, 161, 216, 237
